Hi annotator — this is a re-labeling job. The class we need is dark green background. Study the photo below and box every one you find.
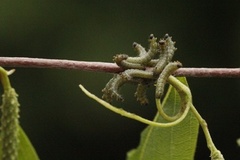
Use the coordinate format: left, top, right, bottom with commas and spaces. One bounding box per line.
0, 1, 240, 159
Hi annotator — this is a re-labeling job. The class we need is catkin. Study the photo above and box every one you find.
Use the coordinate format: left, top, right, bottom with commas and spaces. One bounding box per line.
1, 88, 20, 160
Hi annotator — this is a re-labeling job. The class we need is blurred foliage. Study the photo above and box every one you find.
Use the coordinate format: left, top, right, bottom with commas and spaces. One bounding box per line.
0, 1, 239, 159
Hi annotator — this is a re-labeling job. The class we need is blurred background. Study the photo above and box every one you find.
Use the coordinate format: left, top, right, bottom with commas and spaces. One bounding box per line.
0, 1, 240, 159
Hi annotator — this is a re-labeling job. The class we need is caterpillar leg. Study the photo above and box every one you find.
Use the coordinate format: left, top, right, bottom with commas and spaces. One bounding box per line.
134, 82, 150, 105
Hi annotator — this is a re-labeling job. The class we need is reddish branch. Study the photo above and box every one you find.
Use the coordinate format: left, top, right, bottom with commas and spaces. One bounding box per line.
0, 57, 122, 73
0, 57, 239, 78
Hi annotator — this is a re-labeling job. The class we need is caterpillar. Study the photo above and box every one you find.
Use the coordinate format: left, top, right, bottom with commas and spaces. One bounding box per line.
113, 35, 161, 70
102, 74, 127, 102
132, 42, 147, 57
165, 35, 177, 62
124, 34, 159, 65
155, 61, 182, 98
123, 69, 154, 80
114, 58, 146, 70
152, 35, 177, 76
102, 69, 154, 102
113, 43, 147, 70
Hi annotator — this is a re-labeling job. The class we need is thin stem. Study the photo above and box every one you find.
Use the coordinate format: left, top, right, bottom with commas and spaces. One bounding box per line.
0, 57, 122, 73
168, 76, 224, 159
0, 57, 239, 77
174, 68, 240, 78
190, 103, 224, 159
79, 84, 190, 127
0, 67, 12, 90
156, 75, 191, 122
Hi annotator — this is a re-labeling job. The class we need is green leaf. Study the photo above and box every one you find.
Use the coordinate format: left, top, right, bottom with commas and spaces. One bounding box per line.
127, 77, 199, 160
17, 127, 40, 160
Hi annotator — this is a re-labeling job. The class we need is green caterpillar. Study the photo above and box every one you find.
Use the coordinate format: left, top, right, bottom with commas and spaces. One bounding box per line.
155, 61, 182, 98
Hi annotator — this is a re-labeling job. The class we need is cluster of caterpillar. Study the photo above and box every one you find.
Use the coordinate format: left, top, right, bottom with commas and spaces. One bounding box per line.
102, 34, 181, 105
